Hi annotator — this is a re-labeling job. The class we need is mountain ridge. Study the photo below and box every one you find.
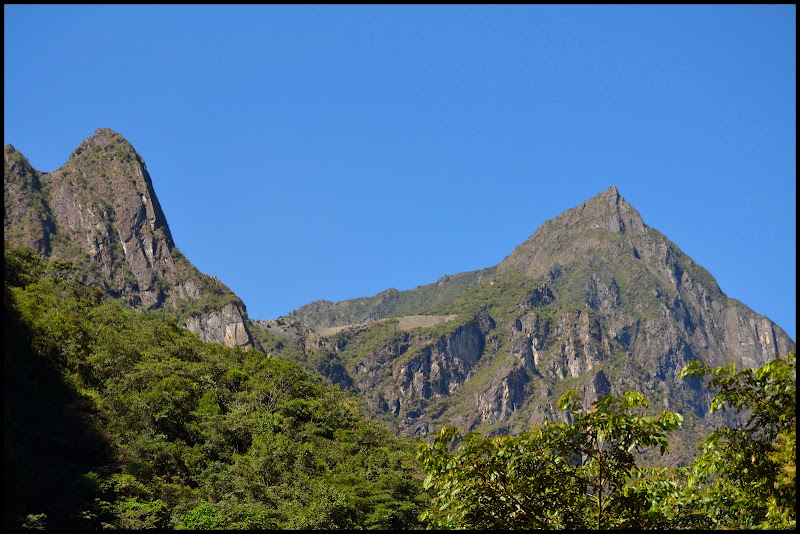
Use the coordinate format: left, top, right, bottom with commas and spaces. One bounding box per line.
287, 267, 496, 328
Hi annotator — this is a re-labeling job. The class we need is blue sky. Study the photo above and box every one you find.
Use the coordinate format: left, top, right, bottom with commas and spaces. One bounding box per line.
4, 5, 796, 340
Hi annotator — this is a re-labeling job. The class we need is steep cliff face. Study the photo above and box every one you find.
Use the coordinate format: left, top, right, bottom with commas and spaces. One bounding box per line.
4, 146, 57, 256
4, 129, 253, 349
474, 363, 530, 426
494, 186, 793, 390
185, 302, 254, 347
331, 317, 485, 437
259, 186, 794, 459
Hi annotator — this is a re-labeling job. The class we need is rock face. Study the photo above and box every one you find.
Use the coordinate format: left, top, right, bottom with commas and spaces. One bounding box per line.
4, 129, 254, 349
185, 302, 254, 347
257, 186, 795, 462
4, 146, 57, 256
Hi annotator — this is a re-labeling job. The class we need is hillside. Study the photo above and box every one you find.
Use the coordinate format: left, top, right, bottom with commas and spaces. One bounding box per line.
287, 267, 496, 328
3, 247, 426, 529
5, 129, 793, 464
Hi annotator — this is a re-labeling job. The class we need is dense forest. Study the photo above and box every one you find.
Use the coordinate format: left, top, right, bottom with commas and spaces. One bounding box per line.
4, 246, 427, 529
3, 245, 795, 529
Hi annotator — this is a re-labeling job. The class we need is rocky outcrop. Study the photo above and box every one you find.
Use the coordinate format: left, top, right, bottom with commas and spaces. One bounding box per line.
499, 186, 649, 280
541, 309, 610, 379
475, 364, 530, 425
49, 130, 178, 308
500, 186, 794, 375
3, 129, 254, 349
330, 317, 489, 437
186, 302, 254, 348
394, 319, 485, 400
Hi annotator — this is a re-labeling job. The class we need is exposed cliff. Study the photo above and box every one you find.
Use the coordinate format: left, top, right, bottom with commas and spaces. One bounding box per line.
499, 186, 792, 374
4, 129, 254, 349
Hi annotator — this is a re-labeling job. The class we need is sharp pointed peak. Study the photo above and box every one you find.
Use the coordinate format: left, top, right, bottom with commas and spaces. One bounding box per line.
605, 184, 620, 201
582, 185, 622, 207
553, 185, 644, 234
498, 185, 650, 277
604, 184, 620, 196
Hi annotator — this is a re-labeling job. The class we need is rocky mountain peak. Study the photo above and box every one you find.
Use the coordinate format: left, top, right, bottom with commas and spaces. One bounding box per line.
62, 127, 175, 248
4, 129, 256, 349
599, 184, 620, 203
4, 144, 56, 256
4, 144, 33, 177
498, 186, 649, 279
4, 144, 35, 176
542, 185, 647, 238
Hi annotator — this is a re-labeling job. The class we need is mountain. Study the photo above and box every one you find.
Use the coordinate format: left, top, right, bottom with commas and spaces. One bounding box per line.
4, 129, 255, 349
256, 186, 794, 464
5, 129, 794, 465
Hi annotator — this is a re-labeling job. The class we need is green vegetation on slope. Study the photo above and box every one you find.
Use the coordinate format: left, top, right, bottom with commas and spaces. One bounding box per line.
4, 246, 426, 530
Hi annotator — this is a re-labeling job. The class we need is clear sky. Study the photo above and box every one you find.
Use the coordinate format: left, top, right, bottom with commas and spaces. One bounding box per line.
4, 5, 796, 340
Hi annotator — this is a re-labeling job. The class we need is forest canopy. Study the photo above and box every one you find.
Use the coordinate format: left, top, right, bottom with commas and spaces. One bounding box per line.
4, 246, 427, 530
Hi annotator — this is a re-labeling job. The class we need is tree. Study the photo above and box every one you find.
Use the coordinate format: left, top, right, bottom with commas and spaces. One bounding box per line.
679, 351, 796, 529
417, 391, 682, 529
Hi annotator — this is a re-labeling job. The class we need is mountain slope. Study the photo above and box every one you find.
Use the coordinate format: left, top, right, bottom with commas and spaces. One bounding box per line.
255, 186, 795, 465
3, 248, 426, 530
6, 131, 793, 464
4, 129, 254, 348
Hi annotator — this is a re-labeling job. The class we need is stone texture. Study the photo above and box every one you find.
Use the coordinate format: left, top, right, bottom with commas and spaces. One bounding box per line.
475, 364, 530, 425
185, 302, 254, 348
